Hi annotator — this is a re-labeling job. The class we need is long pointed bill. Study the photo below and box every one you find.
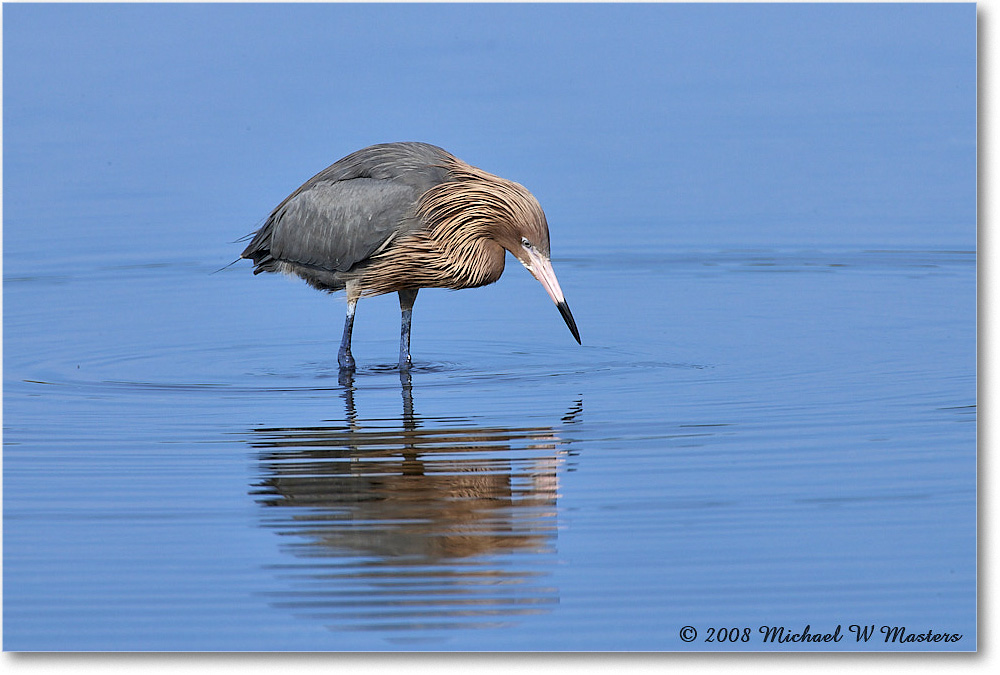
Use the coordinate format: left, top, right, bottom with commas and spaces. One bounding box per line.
521, 247, 582, 344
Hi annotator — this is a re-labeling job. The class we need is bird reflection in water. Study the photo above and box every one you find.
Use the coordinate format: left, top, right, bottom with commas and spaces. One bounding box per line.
250, 370, 581, 633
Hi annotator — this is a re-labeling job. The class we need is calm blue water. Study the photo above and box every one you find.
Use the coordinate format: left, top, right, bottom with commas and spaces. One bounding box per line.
3, 3, 976, 651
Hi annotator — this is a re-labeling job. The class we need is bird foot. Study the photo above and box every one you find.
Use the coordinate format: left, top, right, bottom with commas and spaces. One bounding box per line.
338, 350, 356, 371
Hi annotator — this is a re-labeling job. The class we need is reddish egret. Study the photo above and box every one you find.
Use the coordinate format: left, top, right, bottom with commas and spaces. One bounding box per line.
241, 142, 580, 370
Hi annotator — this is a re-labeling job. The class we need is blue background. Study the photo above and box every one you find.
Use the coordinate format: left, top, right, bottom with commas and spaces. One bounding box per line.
3, 2, 975, 265
3, 2, 976, 651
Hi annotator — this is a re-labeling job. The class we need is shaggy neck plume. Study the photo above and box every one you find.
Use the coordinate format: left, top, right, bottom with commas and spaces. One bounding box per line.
359, 159, 547, 295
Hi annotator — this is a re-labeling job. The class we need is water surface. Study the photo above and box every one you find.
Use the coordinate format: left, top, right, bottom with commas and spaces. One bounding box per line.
3, 247, 976, 650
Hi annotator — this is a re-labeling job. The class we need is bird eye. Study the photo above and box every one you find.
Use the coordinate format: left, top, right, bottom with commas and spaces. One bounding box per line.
521, 237, 533, 250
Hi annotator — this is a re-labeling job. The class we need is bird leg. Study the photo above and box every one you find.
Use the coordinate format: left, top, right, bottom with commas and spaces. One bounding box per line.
338, 299, 357, 370
398, 288, 419, 370
339, 281, 361, 370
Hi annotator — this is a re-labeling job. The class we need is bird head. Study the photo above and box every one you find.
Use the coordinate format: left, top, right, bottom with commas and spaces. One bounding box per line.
491, 187, 582, 346
420, 159, 582, 345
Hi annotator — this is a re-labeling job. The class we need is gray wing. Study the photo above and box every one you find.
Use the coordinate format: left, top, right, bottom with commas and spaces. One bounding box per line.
241, 142, 454, 276
269, 178, 420, 272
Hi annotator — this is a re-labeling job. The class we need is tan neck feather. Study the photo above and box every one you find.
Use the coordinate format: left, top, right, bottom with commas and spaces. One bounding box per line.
418, 159, 545, 247
358, 159, 542, 296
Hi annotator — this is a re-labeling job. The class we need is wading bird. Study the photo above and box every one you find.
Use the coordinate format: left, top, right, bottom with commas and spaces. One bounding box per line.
241, 142, 580, 370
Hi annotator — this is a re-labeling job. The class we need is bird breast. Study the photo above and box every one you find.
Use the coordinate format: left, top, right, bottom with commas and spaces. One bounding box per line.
357, 230, 506, 296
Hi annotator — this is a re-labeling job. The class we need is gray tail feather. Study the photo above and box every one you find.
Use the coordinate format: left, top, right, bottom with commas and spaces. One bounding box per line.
212, 258, 243, 274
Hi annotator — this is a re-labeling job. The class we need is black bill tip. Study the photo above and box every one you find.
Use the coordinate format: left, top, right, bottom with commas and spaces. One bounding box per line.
557, 300, 582, 345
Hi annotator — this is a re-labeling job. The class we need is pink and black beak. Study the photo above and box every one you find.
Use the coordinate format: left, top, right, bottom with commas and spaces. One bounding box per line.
521, 246, 582, 344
